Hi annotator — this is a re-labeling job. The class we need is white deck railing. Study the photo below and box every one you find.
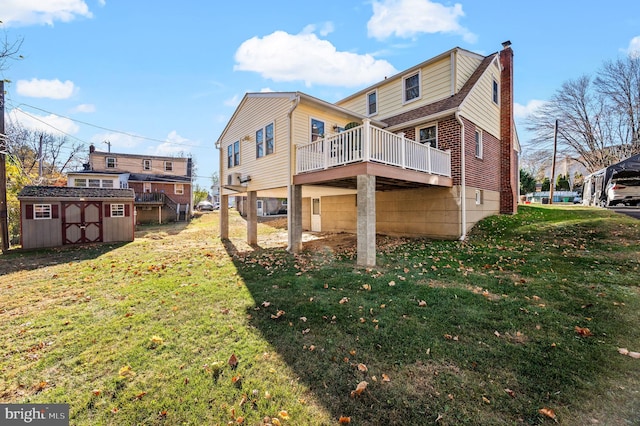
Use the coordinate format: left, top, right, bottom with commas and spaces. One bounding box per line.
295, 119, 451, 177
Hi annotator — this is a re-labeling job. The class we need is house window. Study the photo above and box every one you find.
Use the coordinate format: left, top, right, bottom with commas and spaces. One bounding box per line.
175, 184, 184, 195
143, 182, 152, 193
227, 144, 233, 168
476, 190, 484, 205
106, 157, 117, 168
311, 119, 324, 142
418, 125, 437, 148
233, 141, 240, 166
111, 204, 125, 217
34, 204, 52, 220
475, 129, 483, 159
88, 179, 101, 188
367, 90, 377, 116
492, 79, 499, 105
403, 71, 421, 103
102, 180, 114, 188
74, 178, 87, 187
164, 161, 173, 172
265, 123, 274, 155
143, 159, 152, 170
256, 128, 264, 158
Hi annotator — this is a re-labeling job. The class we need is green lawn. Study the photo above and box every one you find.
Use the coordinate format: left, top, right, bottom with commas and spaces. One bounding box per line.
0, 206, 639, 425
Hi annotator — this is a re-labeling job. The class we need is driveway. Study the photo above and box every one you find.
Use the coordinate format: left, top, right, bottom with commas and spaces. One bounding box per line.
609, 206, 640, 220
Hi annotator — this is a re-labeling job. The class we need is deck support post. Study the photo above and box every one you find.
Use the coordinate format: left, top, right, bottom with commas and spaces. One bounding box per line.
287, 184, 303, 253
220, 194, 229, 240
356, 174, 376, 267
247, 191, 257, 245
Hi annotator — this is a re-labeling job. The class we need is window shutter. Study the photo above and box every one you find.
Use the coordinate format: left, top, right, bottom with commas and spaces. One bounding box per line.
52, 205, 59, 219
26, 204, 34, 220
104, 204, 111, 217
125, 204, 131, 217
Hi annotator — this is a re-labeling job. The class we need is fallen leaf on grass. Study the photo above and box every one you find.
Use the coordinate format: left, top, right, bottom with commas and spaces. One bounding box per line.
382, 374, 391, 382
339, 297, 349, 304
278, 410, 289, 420
362, 284, 371, 291
388, 281, 396, 286
504, 388, 516, 398
418, 300, 427, 307
271, 310, 285, 319
134, 391, 147, 400
228, 353, 238, 369
574, 326, 592, 336
350, 381, 368, 397
539, 407, 557, 421
261, 301, 271, 308
118, 366, 136, 378
618, 348, 640, 359
339, 416, 351, 424
357, 363, 368, 372
482, 396, 491, 404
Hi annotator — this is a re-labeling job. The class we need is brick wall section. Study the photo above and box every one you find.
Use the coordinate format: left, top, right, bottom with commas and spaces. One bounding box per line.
499, 44, 517, 214
129, 182, 192, 206
464, 117, 501, 191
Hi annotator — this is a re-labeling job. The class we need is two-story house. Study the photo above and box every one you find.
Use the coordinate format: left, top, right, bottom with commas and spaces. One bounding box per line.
216, 42, 519, 266
68, 145, 193, 224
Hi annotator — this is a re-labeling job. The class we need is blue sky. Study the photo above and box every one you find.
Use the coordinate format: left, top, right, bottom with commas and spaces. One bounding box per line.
2, 0, 639, 192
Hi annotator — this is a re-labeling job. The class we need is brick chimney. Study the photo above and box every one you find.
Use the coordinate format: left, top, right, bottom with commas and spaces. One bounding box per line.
89, 144, 95, 154
499, 41, 517, 214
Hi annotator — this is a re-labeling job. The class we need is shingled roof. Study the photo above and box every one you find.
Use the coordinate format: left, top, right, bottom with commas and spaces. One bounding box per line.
18, 186, 135, 199
383, 53, 498, 129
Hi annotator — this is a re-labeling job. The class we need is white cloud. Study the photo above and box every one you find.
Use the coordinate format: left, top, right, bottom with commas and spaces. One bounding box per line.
224, 94, 241, 107
153, 131, 194, 156
514, 100, 546, 119
72, 103, 95, 113
16, 78, 76, 99
8, 107, 79, 135
234, 30, 397, 88
1, 0, 93, 27
89, 132, 142, 150
627, 36, 640, 58
367, 0, 477, 43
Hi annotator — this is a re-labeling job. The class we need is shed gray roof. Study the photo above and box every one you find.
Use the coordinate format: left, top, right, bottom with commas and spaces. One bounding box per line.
18, 186, 135, 199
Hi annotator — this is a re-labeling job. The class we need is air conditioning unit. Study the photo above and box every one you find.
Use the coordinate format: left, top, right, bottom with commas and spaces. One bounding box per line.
227, 172, 242, 186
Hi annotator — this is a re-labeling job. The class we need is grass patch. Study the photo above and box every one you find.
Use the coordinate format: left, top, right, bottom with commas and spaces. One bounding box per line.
1, 206, 639, 425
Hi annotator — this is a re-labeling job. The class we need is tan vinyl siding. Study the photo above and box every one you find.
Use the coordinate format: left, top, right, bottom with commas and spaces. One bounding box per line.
91, 153, 189, 176
460, 60, 501, 138
220, 96, 292, 195
338, 56, 453, 120
455, 52, 483, 92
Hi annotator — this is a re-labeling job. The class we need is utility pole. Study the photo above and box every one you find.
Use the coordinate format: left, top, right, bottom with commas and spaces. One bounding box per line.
0, 80, 9, 253
103, 140, 111, 153
549, 119, 558, 205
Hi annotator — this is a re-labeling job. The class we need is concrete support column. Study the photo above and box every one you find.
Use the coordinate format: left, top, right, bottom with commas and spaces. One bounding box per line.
220, 194, 229, 240
357, 174, 376, 267
288, 184, 303, 253
247, 191, 257, 245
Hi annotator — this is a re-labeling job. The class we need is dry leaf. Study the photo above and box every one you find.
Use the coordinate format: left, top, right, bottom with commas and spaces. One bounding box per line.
504, 388, 516, 398
362, 284, 371, 291
339, 416, 351, 424
350, 381, 368, 397
539, 407, 557, 421
339, 297, 349, 304
261, 301, 271, 307
482, 396, 491, 404
272, 418, 281, 426
299, 316, 307, 322
118, 365, 136, 378
618, 347, 629, 355
382, 374, 391, 382
357, 363, 368, 372
388, 281, 396, 286
228, 353, 238, 369
629, 352, 640, 359
574, 326, 592, 336
134, 391, 147, 400
418, 300, 427, 307
271, 310, 285, 319
278, 410, 289, 420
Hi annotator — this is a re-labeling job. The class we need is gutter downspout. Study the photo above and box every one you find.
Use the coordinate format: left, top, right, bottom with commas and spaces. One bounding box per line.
455, 110, 467, 241
286, 94, 301, 251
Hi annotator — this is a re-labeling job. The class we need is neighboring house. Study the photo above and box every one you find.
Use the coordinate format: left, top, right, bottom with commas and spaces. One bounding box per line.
68, 145, 193, 224
17, 186, 135, 250
216, 42, 519, 266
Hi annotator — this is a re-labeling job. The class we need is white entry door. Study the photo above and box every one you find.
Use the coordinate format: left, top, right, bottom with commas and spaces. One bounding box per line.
311, 198, 321, 231
257, 200, 264, 216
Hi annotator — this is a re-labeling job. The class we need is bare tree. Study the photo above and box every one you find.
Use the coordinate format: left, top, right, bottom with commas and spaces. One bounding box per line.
0, 26, 23, 72
527, 55, 640, 174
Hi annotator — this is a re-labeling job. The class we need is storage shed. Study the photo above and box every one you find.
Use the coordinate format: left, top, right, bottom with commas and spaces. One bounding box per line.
18, 186, 135, 250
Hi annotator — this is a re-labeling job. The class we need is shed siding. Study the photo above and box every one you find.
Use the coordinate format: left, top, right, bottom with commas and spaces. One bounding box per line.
20, 202, 63, 249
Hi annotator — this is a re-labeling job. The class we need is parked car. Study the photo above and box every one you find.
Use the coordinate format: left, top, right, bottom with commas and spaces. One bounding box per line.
196, 201, 215, 211
606, 178, 640, 206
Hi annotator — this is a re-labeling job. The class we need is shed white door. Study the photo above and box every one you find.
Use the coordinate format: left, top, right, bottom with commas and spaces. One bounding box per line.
311, 198, 321, 232
257, 200, 264, 217
62, 201, 103, 244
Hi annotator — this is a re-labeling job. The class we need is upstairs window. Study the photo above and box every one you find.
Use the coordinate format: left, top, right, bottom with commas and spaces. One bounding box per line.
88, 179, 101, 188
106, 157, 117, 168
256, 128, 264, 158
143, 159, 152, 170
403, 71, 421, 103
475, 129, 483, 159
256, 123, 274, 158
265, 123, 274, 155
102, 180, 114, 188
418, 125, 437, 148
227, 144, 233, 168
311, 119, 324, 142
367, 90, 377, 116
74, 178, 86, 187
164, 161, 173, 172
492, 78, 499, 105
233, 141, 240, 166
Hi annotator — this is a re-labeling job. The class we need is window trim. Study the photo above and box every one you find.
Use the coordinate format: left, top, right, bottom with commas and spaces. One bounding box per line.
310, 118, 325, 142
106, 157, 117, 169
475, 129, 483, 159
366, 89, 378, 116
164, 161, 173, 172
143, 182, 152, 193
174, 184, 184, 195
111, 204, 125, 217
417, 123, 438, 148
143, 159, 152, 170
233, 141, 240, 166
34, 204, 52, 220
492, 78, 499, 105
475, 190, 484, 205
403, 70, 421, 104
74, 178, 86, 187
256, 122, 275, 159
